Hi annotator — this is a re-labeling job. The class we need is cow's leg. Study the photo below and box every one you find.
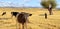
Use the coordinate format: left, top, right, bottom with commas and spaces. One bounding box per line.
25, 19, 29, 29
22, 23, 24, 29
19, 23, 21, 29
25, 22, 28, 29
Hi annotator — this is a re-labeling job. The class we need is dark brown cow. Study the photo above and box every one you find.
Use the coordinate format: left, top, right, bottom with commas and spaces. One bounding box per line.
17, 12, 32, 29
45, 13, 47, 19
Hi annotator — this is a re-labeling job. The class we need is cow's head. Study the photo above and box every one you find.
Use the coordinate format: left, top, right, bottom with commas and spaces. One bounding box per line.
11, 12, 19, 17
2, 12, 6, 16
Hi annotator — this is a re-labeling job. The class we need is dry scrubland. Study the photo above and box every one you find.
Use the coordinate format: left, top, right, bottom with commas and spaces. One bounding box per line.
0, 8, 60, 29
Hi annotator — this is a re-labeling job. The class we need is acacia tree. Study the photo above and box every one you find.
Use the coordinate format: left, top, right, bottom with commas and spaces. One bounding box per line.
41, 0, 57, 15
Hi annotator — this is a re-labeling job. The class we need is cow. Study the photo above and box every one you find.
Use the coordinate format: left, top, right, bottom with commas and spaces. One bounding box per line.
2, 12, 6, 16
17, 12, 32, 29
45, 13, 47, 19
11, 12, 19, 17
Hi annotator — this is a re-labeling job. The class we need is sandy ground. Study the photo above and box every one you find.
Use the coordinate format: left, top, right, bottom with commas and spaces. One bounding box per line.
0, 8, 60, 29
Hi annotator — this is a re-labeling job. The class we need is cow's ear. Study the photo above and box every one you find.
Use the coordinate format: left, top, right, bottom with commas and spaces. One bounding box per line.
29, 14, 32, 16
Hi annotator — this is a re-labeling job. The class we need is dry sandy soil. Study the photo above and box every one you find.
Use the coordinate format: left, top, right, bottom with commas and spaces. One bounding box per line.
0, 8, 60, 29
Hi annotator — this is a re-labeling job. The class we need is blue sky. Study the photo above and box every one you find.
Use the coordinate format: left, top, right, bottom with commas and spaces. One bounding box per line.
0, 0, 60, 8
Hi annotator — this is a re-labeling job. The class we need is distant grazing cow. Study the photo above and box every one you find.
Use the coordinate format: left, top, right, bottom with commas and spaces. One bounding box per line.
2, 12, 6, 16
45, 13, 47, 19
17, 12, 32, 29
11, 12, 19, 17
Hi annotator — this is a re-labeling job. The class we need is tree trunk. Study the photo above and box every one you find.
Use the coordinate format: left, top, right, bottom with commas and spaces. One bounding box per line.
48, 8, 53, 15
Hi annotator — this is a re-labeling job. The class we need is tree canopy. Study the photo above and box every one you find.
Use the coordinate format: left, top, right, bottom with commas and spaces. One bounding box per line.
41, 0, 57, 9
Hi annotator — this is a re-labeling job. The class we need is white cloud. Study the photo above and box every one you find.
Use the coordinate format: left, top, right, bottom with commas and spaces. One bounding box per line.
24, 0, 31, 1
23, 0, 31, 2
0, 1, 20, 7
